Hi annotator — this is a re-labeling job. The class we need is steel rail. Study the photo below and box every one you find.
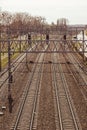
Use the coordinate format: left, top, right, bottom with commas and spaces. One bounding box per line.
29, 54, 44, 130
0, 53, 25, 87
52, 48, 81, 129
0, 45, 36, 88
57, 54, 81, 130
51, 55, 63, 130
69, 53, 87, 85
64, 52, 87, 102
11, 46, 48, 130
11, 53, 41, 130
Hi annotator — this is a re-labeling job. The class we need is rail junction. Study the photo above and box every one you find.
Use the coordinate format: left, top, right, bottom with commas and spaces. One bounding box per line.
0, 28, 87, 130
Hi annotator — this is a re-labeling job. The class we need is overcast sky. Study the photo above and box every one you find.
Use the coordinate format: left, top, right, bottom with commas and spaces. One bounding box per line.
0, 0, 87, 25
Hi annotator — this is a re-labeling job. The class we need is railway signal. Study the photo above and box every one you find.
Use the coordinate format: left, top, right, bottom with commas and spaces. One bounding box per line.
63, 34, 66, 40
46, 34, 49, 44
28, 33, 31, 44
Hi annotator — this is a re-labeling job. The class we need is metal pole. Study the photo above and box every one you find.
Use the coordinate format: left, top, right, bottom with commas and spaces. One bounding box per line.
76, 27, 77, 38
19, 33, 21, 53
7, 27, 13, 113
0, 111, 4, 129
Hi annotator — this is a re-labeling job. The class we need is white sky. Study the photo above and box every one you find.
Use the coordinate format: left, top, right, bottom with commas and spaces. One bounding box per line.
0, 0, 87, 25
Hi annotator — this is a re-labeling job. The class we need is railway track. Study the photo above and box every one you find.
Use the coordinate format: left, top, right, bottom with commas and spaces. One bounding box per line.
0, 53, 26, 87
59, 43, 87, 129
60, 41, 87, 103
0, 52, 32, 106
51, 51, 82, 130
10, 49, 46, 130
0, 46, 42, 114
0, 41, 51, 88
0, 44, 36, 88
63, 50, 87, 103
0, 39, 86, 129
